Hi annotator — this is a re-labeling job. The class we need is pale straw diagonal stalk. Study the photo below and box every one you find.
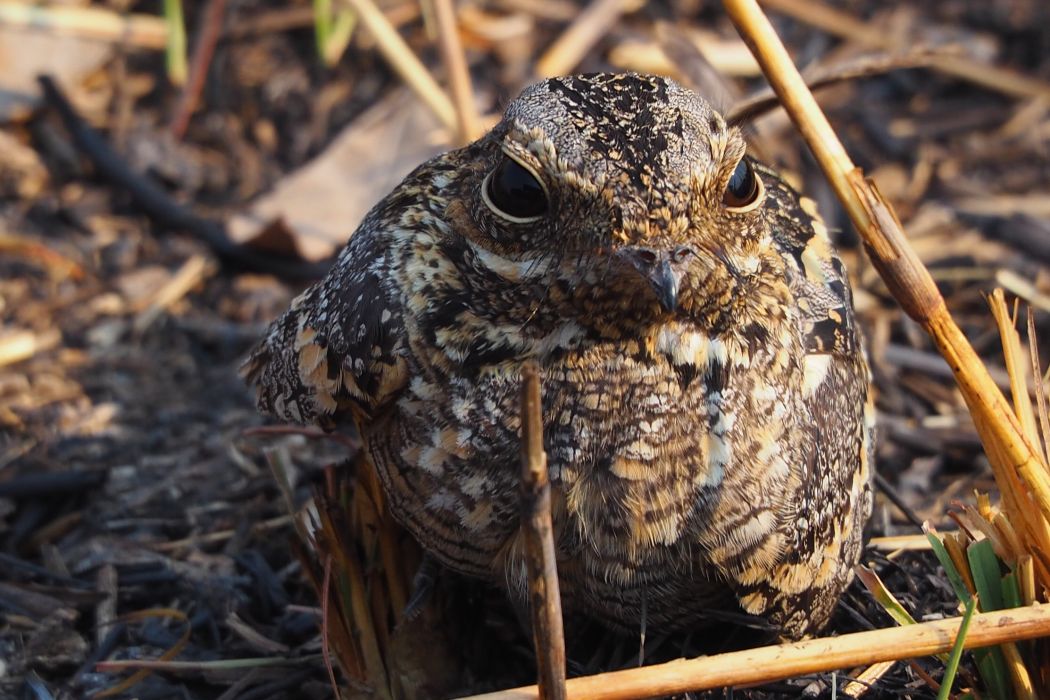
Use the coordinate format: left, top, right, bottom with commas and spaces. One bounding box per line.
722, 0, 1050, 532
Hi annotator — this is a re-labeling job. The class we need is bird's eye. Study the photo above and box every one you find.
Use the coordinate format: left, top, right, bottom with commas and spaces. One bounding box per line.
723, 158, 761, 210
483, 156, 548, 222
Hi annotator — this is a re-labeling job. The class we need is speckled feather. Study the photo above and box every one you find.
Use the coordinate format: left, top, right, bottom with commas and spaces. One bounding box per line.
243, 73, 874, 639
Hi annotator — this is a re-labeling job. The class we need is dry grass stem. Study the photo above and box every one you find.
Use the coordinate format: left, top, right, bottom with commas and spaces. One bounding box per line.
1028, 311, 1050, 468
535, 0, 642, 78
133, 253, 217, 332
430, 0, 482, 144
0, 329, 60, 369
869, 534, 933, 551
608, 30, 761, 79
95, 564, 118, 649
149, 514, 293, 552
0, 3, 168, 49
520, 362, 567, 700
727, 48, 947, 125
759, 0, 1050, 100
338, 0, 457, 131
841, 661, 896, 698
458, 606, 1050, 700
987, 291, 1050, 586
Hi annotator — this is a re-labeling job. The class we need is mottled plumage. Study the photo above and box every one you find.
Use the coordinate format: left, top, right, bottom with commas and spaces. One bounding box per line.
243, 73, 874, 638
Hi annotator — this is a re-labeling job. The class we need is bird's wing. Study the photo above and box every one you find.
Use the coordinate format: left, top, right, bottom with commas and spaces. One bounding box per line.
727, 167, 874, 637
241, 221, 410, 428
759, 164, 858, 357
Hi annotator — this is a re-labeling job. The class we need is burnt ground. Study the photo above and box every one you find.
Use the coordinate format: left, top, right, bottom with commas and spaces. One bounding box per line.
2, 1, 1050, 698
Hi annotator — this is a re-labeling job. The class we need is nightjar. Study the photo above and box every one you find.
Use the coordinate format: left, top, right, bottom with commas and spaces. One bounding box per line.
243, 73, 874, 639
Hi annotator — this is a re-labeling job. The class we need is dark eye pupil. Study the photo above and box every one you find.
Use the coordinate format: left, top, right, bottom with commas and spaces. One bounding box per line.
486, 158, 547, 219
724, 159, 758, 208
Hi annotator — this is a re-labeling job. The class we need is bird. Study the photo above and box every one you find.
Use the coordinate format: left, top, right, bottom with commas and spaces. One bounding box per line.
243, 72, 874, 640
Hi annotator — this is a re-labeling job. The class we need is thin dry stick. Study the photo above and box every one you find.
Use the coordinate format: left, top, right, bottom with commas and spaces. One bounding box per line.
759, 0, 1050, 101
429, 0, 482, 145
458, 606, 1050, 700
1028, 310, 1050, 468
520, 362, 567, 700
133, 254, 217, 332
0, 4, 168, 48
727, 48, 946, 124
170, 0, 227, 139
150, 514, 293, 552
95, 564, 118, 649
338, 0, 457, 131
0, 329, 60, 369
723, 0, 1050, 523
535, 0, 641, 78
841, 660, 896, 698
321, 503, 393, 700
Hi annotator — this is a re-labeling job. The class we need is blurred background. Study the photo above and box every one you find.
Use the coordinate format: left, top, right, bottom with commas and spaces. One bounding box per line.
1, 0, 1049, 698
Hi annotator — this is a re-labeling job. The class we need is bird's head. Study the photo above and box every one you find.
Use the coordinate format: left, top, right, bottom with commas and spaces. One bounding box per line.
452, 73, 782, 332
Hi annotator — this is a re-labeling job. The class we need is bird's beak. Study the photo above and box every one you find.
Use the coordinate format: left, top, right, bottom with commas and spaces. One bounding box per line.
649, 259, 680, 313
617, 247, 689, 313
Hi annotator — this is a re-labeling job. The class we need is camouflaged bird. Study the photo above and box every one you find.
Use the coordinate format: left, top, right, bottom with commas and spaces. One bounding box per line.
243, 73, 875, 638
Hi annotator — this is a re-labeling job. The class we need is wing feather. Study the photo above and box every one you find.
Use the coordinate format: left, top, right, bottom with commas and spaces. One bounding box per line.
241, 226, 409, 427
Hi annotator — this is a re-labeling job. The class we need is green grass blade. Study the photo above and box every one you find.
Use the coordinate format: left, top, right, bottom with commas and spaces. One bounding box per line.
968, 538, 1005, 611
323, 9, 357, 66
1002, 571, 1022, 609
163, 0, 187, 85
856, 566, 918, 626
926, 531, 972, 603
967, 539, 1012, 699
937, 595, 977, 700
314, 0, 332, 60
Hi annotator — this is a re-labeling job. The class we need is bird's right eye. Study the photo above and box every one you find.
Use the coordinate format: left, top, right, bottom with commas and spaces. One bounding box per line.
482, 157, 548, 222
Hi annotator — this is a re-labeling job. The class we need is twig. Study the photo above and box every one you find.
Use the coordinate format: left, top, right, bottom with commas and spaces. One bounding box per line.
240, 424, 360, 451
0, 233, 84, 280
868, 534, 934, 552
150, 514, 294, 552
0, 470, 106, 499
95, 565, 118, 648
170, 0, 227, 139
953, 195, 1050, 219
608, 29, 761, 80
0, 3, 167, 48
759, 0, 1050, 101
430, 0, 482, 145
883, 343, 1013, 393
95, 608, 192, 698
841, 660, 896, 698
133, 254, 218, 332
723, 0, 1050, 523
728, 48, 948, 124
458, 606, 1050, 700
37, 76, 331, 281
535, 0, 642, 78
97, 656, 312, 673
337, 0, 457, 132
519, 362, 566, 700
0, 329, 60, 368
225, 612, 291, 654
874, 472, 924, 531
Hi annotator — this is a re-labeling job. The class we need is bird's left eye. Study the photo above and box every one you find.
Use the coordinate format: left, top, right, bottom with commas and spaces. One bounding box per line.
723, 158, 761, 210
483, 157, 548, 222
